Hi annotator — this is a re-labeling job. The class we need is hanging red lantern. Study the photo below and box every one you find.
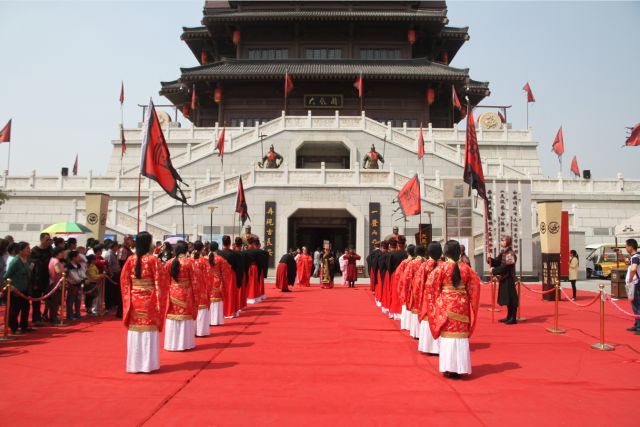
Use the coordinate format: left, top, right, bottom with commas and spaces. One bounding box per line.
426, 88, 436, 106
232, 30, 241, 46
200, 49, 208, 64
441, 51, 449, 64
182, 104, 191, 118
214, 87, 222, 104
407, 29, 416, 45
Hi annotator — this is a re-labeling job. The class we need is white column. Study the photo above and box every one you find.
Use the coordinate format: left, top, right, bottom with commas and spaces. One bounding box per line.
617, 173, 624, 192
320, 162, 326, 184
186, 143, 192, 162
361, 111, 366, 129
308, 110, 312, 128
335, 110, 340, 128
87, 169, 93, 189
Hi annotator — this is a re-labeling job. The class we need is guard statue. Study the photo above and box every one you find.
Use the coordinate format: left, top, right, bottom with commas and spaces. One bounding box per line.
362, 144, 384, 169
242, 225, 258, 246
384, 225, 400, 241
259, 145, 283, 169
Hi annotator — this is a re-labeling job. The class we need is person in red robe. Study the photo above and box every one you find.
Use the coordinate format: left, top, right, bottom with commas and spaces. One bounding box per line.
276, 253, 297, 292
163, 241, 198, 351
192, 241, 212, 337
416, 242, 442, 352
208, 242, 225, 326
425, 240, 480, 378
386, 236, 407, 319
344, 248, 361, 288
374, 241, 389, 306
244, 237, 262, 304
218, 236, 241, 319
397, 245, 416, 330
120, 231, 170, 373
295, 246, 313, 287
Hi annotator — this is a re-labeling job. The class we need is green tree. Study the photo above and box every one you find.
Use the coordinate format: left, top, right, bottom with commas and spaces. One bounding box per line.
0, 189, 9, 209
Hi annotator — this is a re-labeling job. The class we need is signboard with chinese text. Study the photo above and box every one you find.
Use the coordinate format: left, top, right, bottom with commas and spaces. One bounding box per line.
369, 202, 381, 252
264, 201, 276, 268
304, 94, 343, 109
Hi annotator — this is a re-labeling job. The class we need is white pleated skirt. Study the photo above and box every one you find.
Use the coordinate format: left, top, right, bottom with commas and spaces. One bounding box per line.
439, 337, 471, 375
126, 330, 160, 373
196, 308, 210, 337
409, 313, 420, 338
418, 320, 440, 354
400, 305, 408, 330
209, 301, 224, 326
164, 319, 196, 351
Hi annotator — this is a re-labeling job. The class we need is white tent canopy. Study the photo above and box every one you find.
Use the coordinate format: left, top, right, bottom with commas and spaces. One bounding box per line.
615, 213, 640, 239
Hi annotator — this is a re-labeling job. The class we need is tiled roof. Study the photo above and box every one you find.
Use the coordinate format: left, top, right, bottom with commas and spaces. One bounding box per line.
178, 58, 469, 81
181, 26, 209, 40
202, 9, 448, 23
440, 26, 469, 39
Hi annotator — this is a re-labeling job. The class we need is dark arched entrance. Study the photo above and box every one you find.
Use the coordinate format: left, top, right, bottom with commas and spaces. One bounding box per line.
287, 208, 356, 253
295, 141, 350, 169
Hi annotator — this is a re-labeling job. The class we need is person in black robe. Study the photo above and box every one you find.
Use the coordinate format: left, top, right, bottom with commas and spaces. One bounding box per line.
489, 235, 518, 324
366, 242, 381, 293
276, 253, 297, 292
374, 241, 390, 306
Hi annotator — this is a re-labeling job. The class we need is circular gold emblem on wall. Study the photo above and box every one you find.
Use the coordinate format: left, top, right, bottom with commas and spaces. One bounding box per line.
548, 221, 560, 234
477, 112, 503, 130
87, 213, 98, 225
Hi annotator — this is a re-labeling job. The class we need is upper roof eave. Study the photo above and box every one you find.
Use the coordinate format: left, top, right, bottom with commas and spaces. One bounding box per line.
201, 9, 449, 24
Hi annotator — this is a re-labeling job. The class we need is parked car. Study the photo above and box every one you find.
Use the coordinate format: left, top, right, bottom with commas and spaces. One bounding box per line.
585, 244, 628, 279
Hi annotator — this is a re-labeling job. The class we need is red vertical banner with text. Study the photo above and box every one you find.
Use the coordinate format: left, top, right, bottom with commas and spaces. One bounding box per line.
264, 201, 276, 268
560, 211, 570, 280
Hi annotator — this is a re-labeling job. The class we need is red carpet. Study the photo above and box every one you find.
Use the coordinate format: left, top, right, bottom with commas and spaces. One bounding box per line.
0, 283, 638, 426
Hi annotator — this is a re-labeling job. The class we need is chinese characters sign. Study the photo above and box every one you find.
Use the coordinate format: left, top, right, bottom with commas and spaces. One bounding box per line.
369, 202, 381, 252
264, 201, 276, 268
304, 94, 343, 109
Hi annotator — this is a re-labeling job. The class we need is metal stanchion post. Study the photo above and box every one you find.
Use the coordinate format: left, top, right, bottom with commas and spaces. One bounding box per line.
99, 278, 106, 316
592, 283, 614, 351
0, 280, 15, 341
546, 284, 566, 334
517, 275, 526, 322
488, 276, 501, 323
57, 274, 66, 326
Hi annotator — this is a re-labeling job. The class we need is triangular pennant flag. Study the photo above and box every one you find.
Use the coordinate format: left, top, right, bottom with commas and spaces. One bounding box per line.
72, 154, 78, 176
398, 175, 421, 216
216, 127, 225, 164
463, 108, 487, 200
284, 72, 294, 97
570, 156, 580, 177
120, 124, 126, 156
354, 73, 363, 98
625, 123, 640, 147
452, 86, 462, 110
119, 81, 124, 105
417, 126, 424, 160
140, 99, 187, 203
0, 119, 11, 143
523, 82, 535, 103
235, 176, 250, 225
552, 127, 565, 157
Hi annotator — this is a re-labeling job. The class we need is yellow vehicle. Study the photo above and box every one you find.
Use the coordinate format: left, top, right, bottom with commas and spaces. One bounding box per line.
585, 244, 629, 279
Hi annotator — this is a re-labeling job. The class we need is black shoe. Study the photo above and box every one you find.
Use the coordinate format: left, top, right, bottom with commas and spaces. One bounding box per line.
635, 330, 640, 335
21, 327, 35, 332
504, 318, 518, 325
499, 317, 509, 323
13, 330, 24, 335
627, 327, 638, 332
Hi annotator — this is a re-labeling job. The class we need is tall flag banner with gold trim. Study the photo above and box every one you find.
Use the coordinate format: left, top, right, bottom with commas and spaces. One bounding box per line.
625, 123, 640, 147
140, 99, 187, 203
235, 176, 250, 225
463, 108, 486, 200
0, 119, 10, 143
397, 175, 421, 216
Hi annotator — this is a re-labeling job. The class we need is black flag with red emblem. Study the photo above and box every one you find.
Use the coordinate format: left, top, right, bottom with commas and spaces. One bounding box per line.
463, 108, 487, 200
140, 99, 187, 203
235, 176, 250, 225
397, 175, 421, 216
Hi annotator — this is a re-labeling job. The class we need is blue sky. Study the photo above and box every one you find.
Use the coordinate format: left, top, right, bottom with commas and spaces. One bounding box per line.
0, 1, 639, 178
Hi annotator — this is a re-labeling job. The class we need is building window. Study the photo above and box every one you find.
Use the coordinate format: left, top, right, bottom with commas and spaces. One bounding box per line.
593, 227, 610, 236
9, 224, 24, 231
305, 48, 342, 60
360, 49, 401, 60
248, 48, 289, 60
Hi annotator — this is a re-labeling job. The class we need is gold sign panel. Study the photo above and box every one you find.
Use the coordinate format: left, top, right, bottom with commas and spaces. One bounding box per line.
85, 192, 110, 241
304, 94, 343, 109
538, 201, 562, 254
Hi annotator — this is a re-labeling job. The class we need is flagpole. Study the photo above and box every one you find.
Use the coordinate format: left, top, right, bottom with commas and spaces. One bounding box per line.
382, 135, 387, 170
231, 211, 236, 241
526, 98, 529, 129
6, 142, 10, 175
136, 174, 142, 234
181, 202, 186, 240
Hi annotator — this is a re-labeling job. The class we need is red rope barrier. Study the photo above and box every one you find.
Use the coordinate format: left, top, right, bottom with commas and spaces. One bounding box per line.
521, 283, 556, 295
559, 288, 600, 308
606, 295, 640, 318
10, 279, 63, 302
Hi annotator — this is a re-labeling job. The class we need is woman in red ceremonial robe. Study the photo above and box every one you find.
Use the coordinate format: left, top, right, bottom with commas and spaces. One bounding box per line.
163, 241, 198, 351
344, 248, 361, 288
276, 253, 297, 292
396, 246, 414, 328
208, 242, 225, 326
296, 246, 313, 287
374, 241, 389, 306
219, 236, 239, 319
416, 242, 442, 353
120, 231, 169, 373
192, 241, 212, 337
425, 240, 480, 378
399, 245, 421, 331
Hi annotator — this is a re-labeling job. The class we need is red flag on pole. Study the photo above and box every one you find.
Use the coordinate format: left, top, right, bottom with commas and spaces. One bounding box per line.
0, 119, 11, 143
72, 154, 78, 176
452, 86, 462, 110
284, 72, 294, 97
497, 111, 506, 123
397, 175, 421, 216
463, 108, 487, 200
523, 82, 535, 103
216, 127, 225, 162
140, 99, 187, 203
235, 176, 250, 225
417, 126, 424, 159
120, 125, 126, 156
191, 84, 197, 110
552, 127, 565, 157
625, 123, 640, 147
119, 81, 124, 105
570, 156, 580, 177
354, 73, 363, 98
